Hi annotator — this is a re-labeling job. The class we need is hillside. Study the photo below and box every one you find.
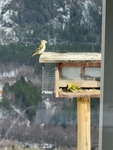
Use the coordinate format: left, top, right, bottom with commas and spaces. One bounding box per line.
0, 0, 102, 50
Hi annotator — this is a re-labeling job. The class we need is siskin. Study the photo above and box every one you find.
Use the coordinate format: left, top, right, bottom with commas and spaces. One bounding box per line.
66, 83, 84, 92
32, 40, 47, 57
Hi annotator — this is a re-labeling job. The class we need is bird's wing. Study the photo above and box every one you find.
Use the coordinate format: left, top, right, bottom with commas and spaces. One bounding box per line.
35, 43, 44, 52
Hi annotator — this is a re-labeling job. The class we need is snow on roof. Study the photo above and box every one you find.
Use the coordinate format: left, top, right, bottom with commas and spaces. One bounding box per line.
39, 52, 101, 63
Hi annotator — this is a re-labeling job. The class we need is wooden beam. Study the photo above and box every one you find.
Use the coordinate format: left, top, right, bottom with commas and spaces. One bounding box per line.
59, 90, 100, 98
80, 66, 85, 78
39, 52, 101, 63
55, 64, 60, 97
59, 62, 101, 68
77, 97, 91, 150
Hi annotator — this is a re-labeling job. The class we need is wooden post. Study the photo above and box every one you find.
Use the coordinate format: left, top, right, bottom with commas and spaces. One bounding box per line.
55, 63, 60, 97
80, 66, 85, 79
77, 97, 91, 150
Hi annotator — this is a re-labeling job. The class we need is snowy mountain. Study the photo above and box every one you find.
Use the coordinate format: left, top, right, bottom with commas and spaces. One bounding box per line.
0, 0, 70, 45
0, 0, 102, 45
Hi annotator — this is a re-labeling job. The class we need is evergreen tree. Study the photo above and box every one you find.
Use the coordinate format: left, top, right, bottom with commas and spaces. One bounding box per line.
2, 76, 42, 120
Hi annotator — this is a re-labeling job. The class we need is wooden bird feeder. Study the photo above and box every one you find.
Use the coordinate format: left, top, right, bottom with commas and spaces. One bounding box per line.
39, 52, 101, 150
39, 52, 101, 98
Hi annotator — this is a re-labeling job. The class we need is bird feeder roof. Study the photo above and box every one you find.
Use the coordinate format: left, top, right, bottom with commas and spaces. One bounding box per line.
39, 52, 101, 63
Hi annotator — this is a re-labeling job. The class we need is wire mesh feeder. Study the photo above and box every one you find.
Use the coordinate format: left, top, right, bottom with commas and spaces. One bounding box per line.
42, 64, 55, 94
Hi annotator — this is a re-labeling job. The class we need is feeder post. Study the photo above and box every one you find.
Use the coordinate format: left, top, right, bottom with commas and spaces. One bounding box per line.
77, 97, 91, 150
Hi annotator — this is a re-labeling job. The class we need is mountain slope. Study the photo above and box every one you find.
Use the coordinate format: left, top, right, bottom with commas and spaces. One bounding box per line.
0, 0, 102, 47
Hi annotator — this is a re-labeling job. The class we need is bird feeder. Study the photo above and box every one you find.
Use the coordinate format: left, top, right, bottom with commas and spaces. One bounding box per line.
39, 52, 101, 98
39, 52, 101, 150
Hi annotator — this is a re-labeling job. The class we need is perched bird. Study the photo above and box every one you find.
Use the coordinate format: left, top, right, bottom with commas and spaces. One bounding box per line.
32, 40, 47, 57
66, 83, 84, 92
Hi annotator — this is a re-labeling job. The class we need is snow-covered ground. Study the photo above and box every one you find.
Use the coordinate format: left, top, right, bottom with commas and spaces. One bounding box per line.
22, 141, 55, 149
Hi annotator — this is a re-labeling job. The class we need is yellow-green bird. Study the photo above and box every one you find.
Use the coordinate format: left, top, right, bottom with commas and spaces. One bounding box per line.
32, 40, 47, 57
66, 83, 84, 92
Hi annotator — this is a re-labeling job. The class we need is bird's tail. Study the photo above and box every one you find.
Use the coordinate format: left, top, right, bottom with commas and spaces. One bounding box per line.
32, 52, 37, 57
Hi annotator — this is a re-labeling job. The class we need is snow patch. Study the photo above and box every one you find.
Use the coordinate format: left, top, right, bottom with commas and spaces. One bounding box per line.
0, 0, 12, 14
57, 7, 63, 12
2, 10, 18, 24
44, 98, 52, 109
11, 105, 21, 115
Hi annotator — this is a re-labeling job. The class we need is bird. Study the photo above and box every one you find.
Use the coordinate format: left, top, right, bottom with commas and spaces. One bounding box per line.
66, 83, 84, 92
32, 40, 47, 57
